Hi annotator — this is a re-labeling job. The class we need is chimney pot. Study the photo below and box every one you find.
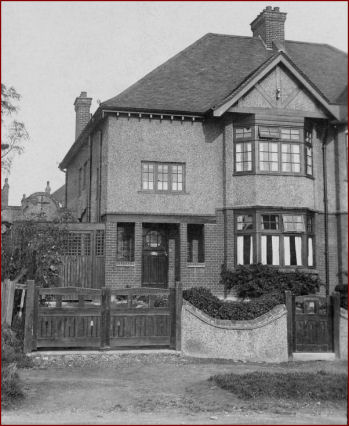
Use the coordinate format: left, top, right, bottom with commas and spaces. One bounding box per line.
273, 7, 280, 11
266, 6, 272, 10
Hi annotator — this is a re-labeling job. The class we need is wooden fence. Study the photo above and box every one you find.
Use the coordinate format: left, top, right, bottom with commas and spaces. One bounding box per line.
23, 281, 182, 353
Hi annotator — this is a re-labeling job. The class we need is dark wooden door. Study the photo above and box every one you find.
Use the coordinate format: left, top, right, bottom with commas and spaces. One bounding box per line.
142, 229, 168, 287
294, 295, 333, 352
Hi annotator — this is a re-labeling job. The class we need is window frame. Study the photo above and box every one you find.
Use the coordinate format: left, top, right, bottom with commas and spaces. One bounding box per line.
141, 161, 186, 193
235, 210, 315, 268
235, 211, 256, 265
117, 222, 135, 262
187, 224, 205, 264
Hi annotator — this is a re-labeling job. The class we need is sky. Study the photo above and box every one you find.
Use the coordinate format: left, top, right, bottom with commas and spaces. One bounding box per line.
2, 1, 348, 205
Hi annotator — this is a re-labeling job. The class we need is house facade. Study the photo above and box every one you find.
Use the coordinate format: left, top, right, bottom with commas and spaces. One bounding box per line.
60, 7, 348, 295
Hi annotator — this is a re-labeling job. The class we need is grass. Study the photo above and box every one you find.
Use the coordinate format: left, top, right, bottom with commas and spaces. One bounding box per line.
1, 325, 33, 409
210, 371, 348, 401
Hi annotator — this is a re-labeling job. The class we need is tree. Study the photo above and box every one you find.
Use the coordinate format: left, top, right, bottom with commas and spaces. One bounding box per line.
1, 84, 29, 173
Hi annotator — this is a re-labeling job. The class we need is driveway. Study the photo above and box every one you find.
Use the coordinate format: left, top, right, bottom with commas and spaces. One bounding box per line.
2, 352, 347, 425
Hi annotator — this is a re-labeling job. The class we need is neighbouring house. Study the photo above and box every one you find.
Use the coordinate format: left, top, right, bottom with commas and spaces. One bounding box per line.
1, 179, 65, 229
59, 6, 348, 295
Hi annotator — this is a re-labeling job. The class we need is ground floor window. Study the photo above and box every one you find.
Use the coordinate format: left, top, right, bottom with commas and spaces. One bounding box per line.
235, 211, 315, 267
117, 223, 135, 261
187, 224, 205, 263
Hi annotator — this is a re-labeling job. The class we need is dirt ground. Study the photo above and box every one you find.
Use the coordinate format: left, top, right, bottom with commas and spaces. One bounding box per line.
2, 353, 348, 425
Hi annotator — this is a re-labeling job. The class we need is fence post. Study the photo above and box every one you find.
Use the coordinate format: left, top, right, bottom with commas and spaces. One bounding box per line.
101, 287, 111, 349
285, 291, 294, 360
23, 280, 36, 353
332, 291, 341, 358
175, 281, 183, 351
169, 286, 176, 349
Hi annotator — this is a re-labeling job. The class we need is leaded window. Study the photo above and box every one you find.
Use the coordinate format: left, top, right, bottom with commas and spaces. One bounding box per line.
236, 142, 252, 172
259, 142, 279, 171
281, 144, 301, 173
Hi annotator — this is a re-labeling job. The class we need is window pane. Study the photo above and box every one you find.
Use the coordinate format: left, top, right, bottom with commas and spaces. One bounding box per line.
283, 215, 305, 232
235, 127, 252, 139
281, 144, 300, 173
142, 163, 154, 190
171, 164, 184, 192
235, 142, 253, 172
187, 224, 205, 263
284, 236, 302, 266
237, 235, 253, 265
237, 215, 253, 230
308, 237, 314, 266
117, 223, 135, 261
261, 215, 279, 230
261, 235, 279, 265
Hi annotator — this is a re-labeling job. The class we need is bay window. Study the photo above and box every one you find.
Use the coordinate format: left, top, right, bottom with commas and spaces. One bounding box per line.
235, 211, 315, 268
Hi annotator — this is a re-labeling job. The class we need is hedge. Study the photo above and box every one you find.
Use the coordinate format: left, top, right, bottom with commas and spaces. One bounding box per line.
220, 263, 320, 299
183, 287, 284, 321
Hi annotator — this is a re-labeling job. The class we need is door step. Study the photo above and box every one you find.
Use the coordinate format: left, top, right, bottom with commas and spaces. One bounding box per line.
293, 352, 336, 361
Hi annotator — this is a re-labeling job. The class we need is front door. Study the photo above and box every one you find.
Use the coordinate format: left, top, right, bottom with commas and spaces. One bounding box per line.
142, 228, 168, 287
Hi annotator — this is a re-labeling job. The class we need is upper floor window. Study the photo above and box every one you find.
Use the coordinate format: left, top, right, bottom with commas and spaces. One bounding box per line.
235, 127, 252, 139
259, 142, 279, 172
305, 127, 313, 176
235, 142, 252, 172
142, 162, 185, 193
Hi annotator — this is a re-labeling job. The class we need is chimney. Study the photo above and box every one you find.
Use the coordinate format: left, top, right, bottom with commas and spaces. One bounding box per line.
1, 178, 9, 209
250, 6, 287, 49
74, 91, 92, 140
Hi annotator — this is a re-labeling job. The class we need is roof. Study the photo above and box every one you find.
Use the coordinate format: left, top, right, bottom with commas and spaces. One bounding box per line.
52, 184, 66, 206
101, 33, 348, 114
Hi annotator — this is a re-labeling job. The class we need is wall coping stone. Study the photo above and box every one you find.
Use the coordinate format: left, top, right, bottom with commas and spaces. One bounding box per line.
340, 308, 348, 320
183, 300, 287, 330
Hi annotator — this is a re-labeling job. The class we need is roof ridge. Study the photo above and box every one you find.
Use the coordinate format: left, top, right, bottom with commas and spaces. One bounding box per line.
285, 39, 348, 55
102, 33, 212, 106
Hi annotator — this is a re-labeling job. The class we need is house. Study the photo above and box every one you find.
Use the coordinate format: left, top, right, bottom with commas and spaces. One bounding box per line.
59, 6, 348, 295
1, 179, 65, 228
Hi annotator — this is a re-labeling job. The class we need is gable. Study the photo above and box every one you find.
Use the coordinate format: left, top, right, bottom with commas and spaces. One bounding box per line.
213, 53, 341, 119
235, 65, 326, 115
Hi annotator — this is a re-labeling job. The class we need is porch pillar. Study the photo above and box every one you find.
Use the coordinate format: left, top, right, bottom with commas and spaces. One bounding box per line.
179, 223, 187, 287
168, 239, 176, 287
134, 222, 143, 287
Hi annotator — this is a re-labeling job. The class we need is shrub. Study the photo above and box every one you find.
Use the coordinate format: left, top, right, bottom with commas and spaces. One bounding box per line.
1, 363, 23, 408
335, 284, 348, 310
220, 263, 320, 299
1, 325, 32, 409
183, 287, 284, 321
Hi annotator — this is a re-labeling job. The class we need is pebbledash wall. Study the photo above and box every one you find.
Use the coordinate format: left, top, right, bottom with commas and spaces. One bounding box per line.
181, 301, 289, 362
65, 112, 347, 293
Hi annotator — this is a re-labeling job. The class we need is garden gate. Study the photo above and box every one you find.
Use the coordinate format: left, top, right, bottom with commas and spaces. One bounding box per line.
285, 291, 340, 356
23, 281, 182, 352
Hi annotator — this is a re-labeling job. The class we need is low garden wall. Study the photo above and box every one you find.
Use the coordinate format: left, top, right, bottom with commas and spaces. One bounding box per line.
340, 308, 348, 359
181, 301, 288, 363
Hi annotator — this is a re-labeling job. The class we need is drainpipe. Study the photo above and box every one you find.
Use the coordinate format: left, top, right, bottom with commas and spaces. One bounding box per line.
222, 119, 228, 265
88, 135, 93, 222
321, 124, 330, 295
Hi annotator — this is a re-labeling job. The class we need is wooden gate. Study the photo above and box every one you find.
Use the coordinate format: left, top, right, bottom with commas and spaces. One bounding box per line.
285, 291, 341, 356
23, 281, 182, 352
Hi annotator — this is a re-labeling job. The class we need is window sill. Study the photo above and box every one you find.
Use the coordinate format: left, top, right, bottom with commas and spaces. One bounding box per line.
138, 190, 189, 195
187, 263, 205, 268
115, 261, 135, 267
233, 172, 314, 179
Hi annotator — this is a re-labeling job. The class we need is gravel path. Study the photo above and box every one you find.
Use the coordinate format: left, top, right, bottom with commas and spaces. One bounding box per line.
2, 353, 347, 425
